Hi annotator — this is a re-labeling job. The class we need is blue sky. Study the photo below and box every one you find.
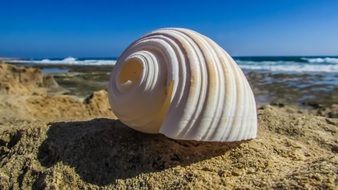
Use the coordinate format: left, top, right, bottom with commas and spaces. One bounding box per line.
0, 0, 337, 58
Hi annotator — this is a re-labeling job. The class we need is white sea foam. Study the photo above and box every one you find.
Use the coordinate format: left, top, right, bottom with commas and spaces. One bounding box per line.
6, 57, 117, 65
239, 64, 338, 73
236, 60, 338, 73
4, 56, 338, 73
301, 57, 338, 64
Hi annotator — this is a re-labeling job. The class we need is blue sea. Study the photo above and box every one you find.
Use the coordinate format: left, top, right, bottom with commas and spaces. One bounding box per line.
5, 56, 338, 73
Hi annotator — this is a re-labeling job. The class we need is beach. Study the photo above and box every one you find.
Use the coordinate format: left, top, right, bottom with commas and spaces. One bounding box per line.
0, 60, 337, 189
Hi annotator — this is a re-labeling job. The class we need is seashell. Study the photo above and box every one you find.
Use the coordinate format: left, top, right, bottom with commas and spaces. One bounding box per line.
108, 28, 257, 142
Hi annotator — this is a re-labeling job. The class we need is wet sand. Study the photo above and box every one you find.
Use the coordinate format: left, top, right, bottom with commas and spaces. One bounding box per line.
0, 62, 337, 189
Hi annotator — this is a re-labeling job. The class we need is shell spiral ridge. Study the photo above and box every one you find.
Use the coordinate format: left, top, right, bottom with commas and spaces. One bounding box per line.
108, 28, 257, 142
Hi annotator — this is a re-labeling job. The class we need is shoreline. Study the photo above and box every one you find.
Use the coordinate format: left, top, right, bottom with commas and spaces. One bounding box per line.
4, 61, 338, 115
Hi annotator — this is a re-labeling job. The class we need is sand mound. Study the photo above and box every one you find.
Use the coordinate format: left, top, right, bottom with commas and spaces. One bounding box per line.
0, 106, 336, 189
0, 63, 59, 96
0, 63, 115, 121
25, 90, 115, 120
0, 90, 115, 121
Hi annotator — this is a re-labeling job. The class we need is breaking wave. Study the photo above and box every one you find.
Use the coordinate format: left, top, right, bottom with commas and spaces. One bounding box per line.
7, 57, 117, 65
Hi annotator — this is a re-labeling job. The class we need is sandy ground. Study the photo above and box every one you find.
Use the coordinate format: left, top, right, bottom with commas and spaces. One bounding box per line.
0, 63, 337, 189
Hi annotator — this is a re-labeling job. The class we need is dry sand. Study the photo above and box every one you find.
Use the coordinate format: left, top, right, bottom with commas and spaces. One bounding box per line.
0, 63, 337, 189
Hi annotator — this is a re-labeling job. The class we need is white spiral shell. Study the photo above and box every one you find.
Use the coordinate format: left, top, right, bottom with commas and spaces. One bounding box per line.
108, 28, 257, 142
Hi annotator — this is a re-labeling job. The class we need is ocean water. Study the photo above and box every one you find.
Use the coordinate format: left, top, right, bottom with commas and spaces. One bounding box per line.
6, 57, 117, 66
236, 56, 338, 73
6, 56, 338, 73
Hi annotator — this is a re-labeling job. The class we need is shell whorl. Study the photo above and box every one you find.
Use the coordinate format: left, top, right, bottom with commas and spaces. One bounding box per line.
108, 28, 257, 142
